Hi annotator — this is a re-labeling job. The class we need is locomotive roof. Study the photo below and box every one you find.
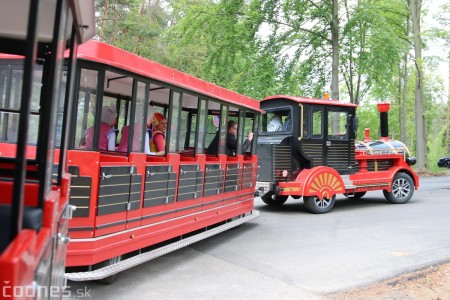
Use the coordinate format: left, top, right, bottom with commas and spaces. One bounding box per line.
75, 40, 262, 112
262, 95, 358, 108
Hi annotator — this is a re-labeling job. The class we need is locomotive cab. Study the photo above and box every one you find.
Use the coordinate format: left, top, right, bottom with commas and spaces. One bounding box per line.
256, 96, 358, 200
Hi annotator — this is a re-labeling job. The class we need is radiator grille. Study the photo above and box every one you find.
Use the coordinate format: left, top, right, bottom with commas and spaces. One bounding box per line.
272, 145, 291, 182
366, 160, 394, 171
301, 143, 323, 167
327, 143, 349, 173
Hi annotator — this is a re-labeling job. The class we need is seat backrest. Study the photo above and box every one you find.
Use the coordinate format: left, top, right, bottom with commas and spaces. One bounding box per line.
0, 204, 42, 253
117, 126, 129, 152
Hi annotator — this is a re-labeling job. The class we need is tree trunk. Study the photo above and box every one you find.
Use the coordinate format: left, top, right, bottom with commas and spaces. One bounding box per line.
132, 1, 146, 54
409, 0, 426, 169
99, 0, 110, 41
447, 54, 450, 154
111, 1, 118, 45
401, 17, 409, 143
331, 0, 340, 101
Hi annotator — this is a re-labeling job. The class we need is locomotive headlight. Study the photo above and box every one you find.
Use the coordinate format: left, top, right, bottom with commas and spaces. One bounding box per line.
406, 156, 417, 166
282, 170, 288, 177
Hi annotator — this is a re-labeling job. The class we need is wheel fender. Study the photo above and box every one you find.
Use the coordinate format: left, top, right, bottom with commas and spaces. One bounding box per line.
385, 167, 420, 191
297, 167, 345, 199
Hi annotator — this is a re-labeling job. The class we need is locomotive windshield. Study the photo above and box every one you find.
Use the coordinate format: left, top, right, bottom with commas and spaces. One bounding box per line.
260, 108, 292, 133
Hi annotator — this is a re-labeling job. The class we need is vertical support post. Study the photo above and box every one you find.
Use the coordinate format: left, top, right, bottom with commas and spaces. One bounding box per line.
10, 0, 41, 241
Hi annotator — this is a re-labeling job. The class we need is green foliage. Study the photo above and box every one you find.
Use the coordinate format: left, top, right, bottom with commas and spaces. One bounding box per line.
93, 0, 448, 171
340, 0, 409, 104
162, 0, 284, 99
355, 101, 379, 141
96, 0, 171, 60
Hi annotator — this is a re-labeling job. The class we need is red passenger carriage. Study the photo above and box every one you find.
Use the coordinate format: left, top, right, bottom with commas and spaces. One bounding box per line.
64, 41, 260, 282
0, 0, 95, 298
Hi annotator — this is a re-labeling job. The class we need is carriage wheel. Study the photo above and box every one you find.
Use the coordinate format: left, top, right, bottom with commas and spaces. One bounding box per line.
383, 173, 414, 204
261, 192, 288, 206
96, 255, 122, 284
303, 195, 336, 214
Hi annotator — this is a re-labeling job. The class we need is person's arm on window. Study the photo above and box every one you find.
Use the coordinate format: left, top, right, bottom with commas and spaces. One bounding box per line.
107, 130, 116, 151
243, 132, 253, 153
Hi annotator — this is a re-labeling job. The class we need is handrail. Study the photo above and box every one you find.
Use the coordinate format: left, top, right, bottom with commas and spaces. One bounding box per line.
298, 103, 304, 142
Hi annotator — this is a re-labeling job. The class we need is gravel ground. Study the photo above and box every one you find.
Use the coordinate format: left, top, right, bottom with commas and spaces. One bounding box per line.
326, 260, 450, 299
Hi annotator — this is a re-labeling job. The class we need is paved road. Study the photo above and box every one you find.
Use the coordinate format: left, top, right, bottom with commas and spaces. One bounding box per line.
67, 175, 450, 299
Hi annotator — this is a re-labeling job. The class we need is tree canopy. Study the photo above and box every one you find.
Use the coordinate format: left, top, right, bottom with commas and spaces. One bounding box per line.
95, 0, 449, 170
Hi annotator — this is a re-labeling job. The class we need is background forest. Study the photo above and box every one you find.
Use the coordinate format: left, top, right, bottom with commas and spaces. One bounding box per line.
95, 0, 449, 171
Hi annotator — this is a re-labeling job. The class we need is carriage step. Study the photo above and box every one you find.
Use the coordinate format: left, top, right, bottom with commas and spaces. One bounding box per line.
65, 210, 260, 281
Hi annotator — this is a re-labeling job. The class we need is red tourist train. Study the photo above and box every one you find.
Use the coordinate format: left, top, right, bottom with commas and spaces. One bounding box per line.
0, 3, 419, 291
255, 95, 419, 213
0, 0, 95, 298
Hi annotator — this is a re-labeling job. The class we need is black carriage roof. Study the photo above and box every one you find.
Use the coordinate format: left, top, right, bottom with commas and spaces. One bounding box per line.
262, 95, 358, 108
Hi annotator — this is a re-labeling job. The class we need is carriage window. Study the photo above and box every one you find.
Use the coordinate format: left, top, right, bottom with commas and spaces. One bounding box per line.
149, 105, 166, 155
74, 68, 98, 149
196, 99, 207, 152
55, 71, 67, 148
131, 81, 147, 152
240, 110, 256, 154
312, 107, 322, 138
204, 100, 221, 154
227, 107, 239, 156
116, 99, 129, 145
328, 110, 348, 140
168, 91, 181, 154
74, 69, 136, 152
178, 93, 198, 157
0, 64, 41, 148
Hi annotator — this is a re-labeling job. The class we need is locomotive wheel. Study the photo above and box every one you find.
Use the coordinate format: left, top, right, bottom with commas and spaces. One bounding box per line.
261, 192, 288, 206
383, 173, 414, 204
343, 192, 366, 199
303, 195, 336, 214
96, 255, 122, 284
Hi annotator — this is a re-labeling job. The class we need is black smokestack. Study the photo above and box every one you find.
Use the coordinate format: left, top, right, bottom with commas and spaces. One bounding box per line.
377, 103, 390, 141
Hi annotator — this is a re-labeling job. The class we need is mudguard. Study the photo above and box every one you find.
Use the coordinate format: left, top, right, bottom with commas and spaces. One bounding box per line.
279, 166, 345, 199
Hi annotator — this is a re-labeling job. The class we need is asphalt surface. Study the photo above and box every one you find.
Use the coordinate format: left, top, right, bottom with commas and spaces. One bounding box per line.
66, 175, 450, 299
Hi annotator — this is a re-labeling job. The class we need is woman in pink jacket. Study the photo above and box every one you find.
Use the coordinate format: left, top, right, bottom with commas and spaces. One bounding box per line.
86, 105, 117, 151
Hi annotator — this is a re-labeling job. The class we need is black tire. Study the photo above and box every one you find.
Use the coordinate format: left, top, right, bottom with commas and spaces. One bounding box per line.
383, 173, 414, 204
303, 195, 336, 214
96, 256, 122, 284
261, 192, 288, 206
343, 192, 366, 199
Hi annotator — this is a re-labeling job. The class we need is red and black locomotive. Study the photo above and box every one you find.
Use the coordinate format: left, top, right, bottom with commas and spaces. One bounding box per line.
256, 95, 418, 213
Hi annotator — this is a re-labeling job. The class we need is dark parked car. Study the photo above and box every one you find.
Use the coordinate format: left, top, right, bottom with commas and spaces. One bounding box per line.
437, 157, 450, 168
